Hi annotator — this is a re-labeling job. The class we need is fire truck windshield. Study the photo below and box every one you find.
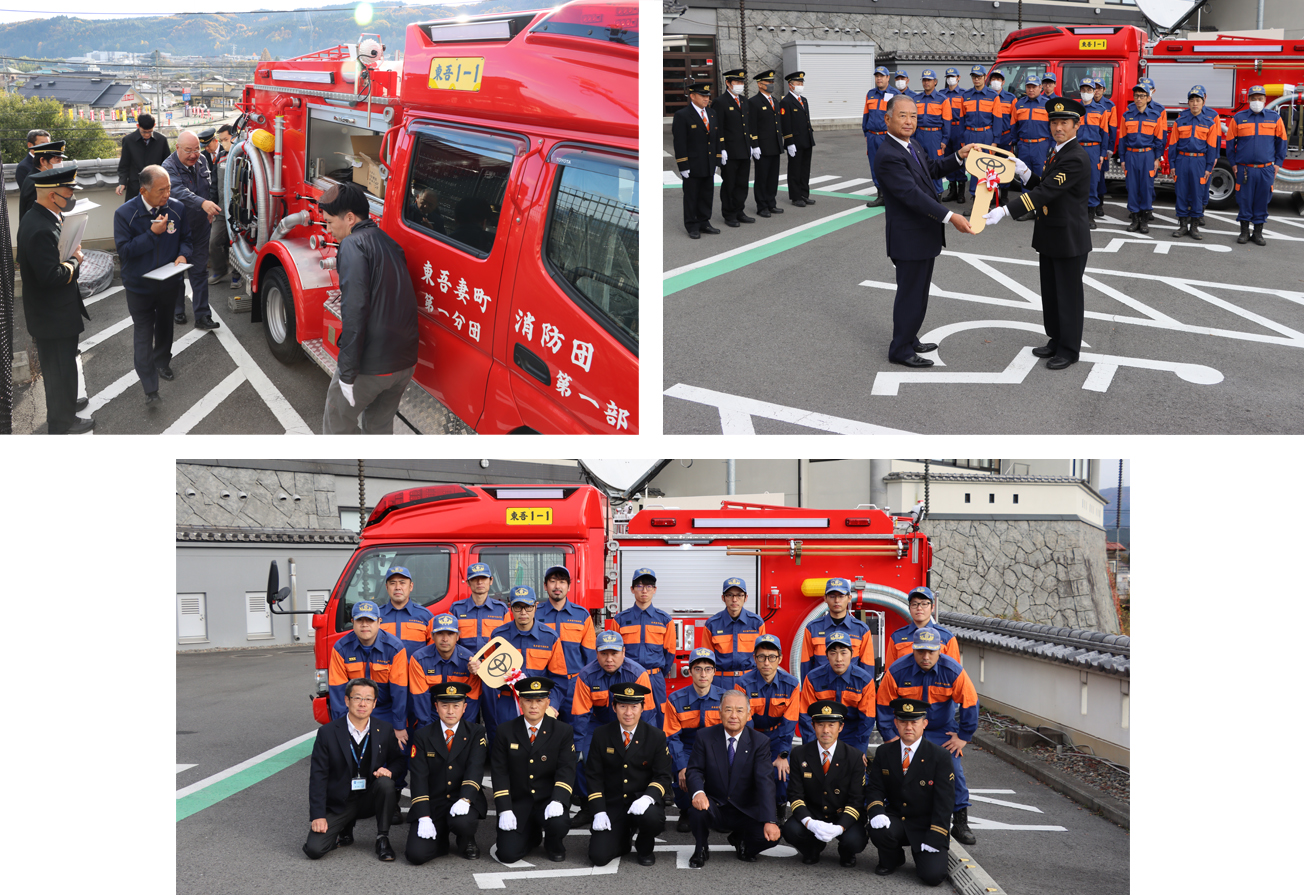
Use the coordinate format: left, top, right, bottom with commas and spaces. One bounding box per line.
995, 61, 1050, 92
475, 546, 571, 600
338, 546, 453, 629
1062, 62, 1116, 95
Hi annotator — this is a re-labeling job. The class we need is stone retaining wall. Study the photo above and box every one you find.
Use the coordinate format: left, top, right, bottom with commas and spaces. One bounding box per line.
176, 463, 339, 531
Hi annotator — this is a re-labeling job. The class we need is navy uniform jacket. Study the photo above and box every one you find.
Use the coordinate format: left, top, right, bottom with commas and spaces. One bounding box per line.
780, 92, 815, 150
14, 153, 36, 189
787, 739, 866, 829
748, 91, 784, 155
866, 736, 955, 852
583, 720, 672, 816
712, 90, 752, 157
671, 103, 723, 178
490, 715, 578, 809
308, 715, 405, 820
876, 137, 964, 261
999, 137, 1093, 258
17, 205, 88, 340
407, 717, 489, 820
18, 174, 39, 221
162, 151, 212, 243
686, 724, 777, 825
113, 195, 193, 291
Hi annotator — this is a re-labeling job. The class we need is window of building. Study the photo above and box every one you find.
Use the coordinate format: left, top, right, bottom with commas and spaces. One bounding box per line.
1013, 494, 1019, 504
964, 493, 971, 504
989, 494, 995, 504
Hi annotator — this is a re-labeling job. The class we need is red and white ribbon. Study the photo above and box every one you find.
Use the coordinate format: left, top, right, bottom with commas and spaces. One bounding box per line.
980, 169, 1001, 191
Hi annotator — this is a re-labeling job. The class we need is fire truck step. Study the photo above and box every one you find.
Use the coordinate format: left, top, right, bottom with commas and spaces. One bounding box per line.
301, 339, 338, 377
323, 292, 342, 323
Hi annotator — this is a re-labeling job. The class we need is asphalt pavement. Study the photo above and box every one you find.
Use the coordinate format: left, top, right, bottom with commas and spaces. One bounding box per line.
663, 124, 1304, 434
177, 646, 1128, 895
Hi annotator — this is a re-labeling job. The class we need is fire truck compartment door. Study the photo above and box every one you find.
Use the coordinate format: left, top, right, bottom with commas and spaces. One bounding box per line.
617, 547, 758, 616
1146, 64, 1235, 109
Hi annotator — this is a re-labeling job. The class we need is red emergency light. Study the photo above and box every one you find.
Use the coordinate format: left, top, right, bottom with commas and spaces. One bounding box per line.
366, 484, 476, 527
530, 1, 638, 46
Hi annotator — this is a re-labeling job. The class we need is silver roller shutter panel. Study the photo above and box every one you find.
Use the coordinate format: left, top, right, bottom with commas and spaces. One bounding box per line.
618, 546, 759, 616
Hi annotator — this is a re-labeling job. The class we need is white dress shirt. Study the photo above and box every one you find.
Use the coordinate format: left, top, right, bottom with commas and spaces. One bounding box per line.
346, 716, 371, 745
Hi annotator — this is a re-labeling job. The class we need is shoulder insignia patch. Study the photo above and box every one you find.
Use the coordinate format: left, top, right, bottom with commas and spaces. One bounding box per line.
1054, 172, 1066, 185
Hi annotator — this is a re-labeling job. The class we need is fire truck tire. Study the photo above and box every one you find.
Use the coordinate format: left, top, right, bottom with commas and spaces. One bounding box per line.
1206, 161, 1236, 210
261, 266, 304, 364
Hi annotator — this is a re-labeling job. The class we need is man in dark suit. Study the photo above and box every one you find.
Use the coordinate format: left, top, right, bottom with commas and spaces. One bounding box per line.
712, 68, 754, 227
866, 697, 955, 885
304, 677, 405, 861
876, 93, 974, 367
18, 140, 68, 221
671, 80, 723, 239
18, 165, 92, 434
116, 112, 170, 202
747, 70, 784, 217
781, 700, 868, 867
584, 682, 672, 866
780, 72, 816, 207
405, 681, 488, 863
13, 128, 50, 189
490, 677, 578, 864
984, 96, 1093, 370
684, 689, 781, 867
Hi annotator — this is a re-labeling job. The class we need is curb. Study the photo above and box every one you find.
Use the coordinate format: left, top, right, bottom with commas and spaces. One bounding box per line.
949, 841, 1007, 895
972, 732, 1130, 829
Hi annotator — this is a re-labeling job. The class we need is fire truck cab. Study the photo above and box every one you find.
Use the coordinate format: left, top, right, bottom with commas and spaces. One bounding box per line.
229, 1, 639, 433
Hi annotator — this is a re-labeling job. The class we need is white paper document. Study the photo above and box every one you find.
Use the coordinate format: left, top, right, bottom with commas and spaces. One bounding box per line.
58, 215, 88, 262
143, 262, 194, 281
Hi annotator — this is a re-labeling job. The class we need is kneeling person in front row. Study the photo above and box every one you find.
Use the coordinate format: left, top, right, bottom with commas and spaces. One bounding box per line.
781, 700, 868, 866
405, 681, 487, 864
866, 697, 955, 886
491, 677, 578, 864
304, 677, 404, 861
586, 682, 671, 866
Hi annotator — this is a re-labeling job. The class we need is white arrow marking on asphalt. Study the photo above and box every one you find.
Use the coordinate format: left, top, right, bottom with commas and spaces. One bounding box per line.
969, 794, 1045, 813
474, 864, 618, 889
1095, 237, 1232, 253
966, 815, 1067, 832
176, 764, 197, 774
664, 383, 917, 434
653, 843, 797, 869
488, 845, 534, 868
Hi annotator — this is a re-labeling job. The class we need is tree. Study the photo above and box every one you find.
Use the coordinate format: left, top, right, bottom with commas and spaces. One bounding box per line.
260, 48, 271, 61
0, 95, 115, 165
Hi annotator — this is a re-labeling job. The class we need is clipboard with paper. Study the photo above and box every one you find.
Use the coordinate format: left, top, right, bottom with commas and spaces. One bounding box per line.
57, 215, 88, 262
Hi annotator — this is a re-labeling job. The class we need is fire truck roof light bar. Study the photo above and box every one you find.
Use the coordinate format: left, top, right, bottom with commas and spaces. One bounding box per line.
425, 20, 513, 42
492, 488, 566, 499
1072, 27, 1120, 35
693, 517, 830, 529
1193, 45, 1283, 53
271, 69, 335, 85
366, 484, 477, 527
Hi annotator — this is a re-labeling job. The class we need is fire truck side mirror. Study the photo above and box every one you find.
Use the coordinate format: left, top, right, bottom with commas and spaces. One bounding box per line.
266, 560, 280, 605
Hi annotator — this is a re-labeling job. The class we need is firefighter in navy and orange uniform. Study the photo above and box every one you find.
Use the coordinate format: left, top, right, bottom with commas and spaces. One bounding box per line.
713, 68, 755, 227
663, 647, 726, 832
672, 79, 723, 239
1120, 78, 1166, 234
535, 564, 596, 723
800, 577, 874, 678
614, 567, 676, 726
1040, 72, 1058, 103
1077, 78, 1110, 229
883, 586, 961, 670
404, 681, 488, 863
736, 633, 800, 817
378, 566, 433, 668
1228, 85, 1289, 247
328, 600, 409, 747
1166, 85, 1222, 241
451, 562, 510, 655
473, 586, 569, 743
862, 65, 897, 208
782, 699, 868, 867
798, 630, 876, 753
941, 68, 967, 203
1092, 78, 1117, 217
959, 65, 1005, 202
704, 576, 767, 683
1010, 76, 1051, 187
569, 630, 657, 828
409, 613, 482, 729
877, 627, 979, 846
914, 71, 955, 201
780, 71, 817, 207
748, 70, 785, 217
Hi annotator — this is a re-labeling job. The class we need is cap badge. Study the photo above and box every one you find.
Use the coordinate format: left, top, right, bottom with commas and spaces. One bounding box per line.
531, 681, 541, 690
821, 706, 832, 714
903, 703, 914, 712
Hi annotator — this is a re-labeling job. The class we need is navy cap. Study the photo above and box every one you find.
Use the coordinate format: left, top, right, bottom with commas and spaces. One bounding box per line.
1079, 77, 1095, 89
824, 577, 851, 595
1041, 72, 1057, 83
596, 630, 626, 651
825, 630, 853, 652
631, 567, 657, 585
1133, 80, 1151, 94
874, 65, 890, 76
894, 70, 908, 78
921, 69, 937, 81
686, 80, 711, 96
688, 647, 717, 667
466, 562, 492, 581
722, 577, 747, 594
1025, 74, 1041, 86
809, 699, 846, 722
908, 586, 935, 603
721, 68, 746, 81
385, 565, 412, 581
1248, 84, 1267, 97
514, 676, 555, 696
891, 696, 928, 719
754, 69, 776, 82
970, 65, 987, 76
785, 71, 805, 82
1092, 78, 1105, 88
28, 165, 82, 190
989, 68, 1005, 78
1046, 96, 1085, 120
431, 613, 459, 634
911, 628, 943, 650
612, 682, 651, 703
944, 67, 960, 77
509, 585, 537, 606
434, 681, 472, 701
197, 127, 216, 141
543, 565, 570, 582
352, 600, 381, 620
31, 140, 68, 159
753, 633, 782, 654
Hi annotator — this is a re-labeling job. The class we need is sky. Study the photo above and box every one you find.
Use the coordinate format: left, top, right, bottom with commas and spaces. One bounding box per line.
0, 1, 482, 26
1098, 458, 1130, 489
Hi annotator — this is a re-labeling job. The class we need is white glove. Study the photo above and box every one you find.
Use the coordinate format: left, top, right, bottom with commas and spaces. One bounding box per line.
677, 169, 688, 180
720, 150, 728, 166
543, 801, 564, 820
750, 146, 761, 160
870, 814, 891, 830
339, 381, 355, 407
786, 144, 797, 157
592, 811, 612, 831
498, 809, 517, 831
628, 795, 654, 816
449, 798, 470, 817
983, 205, 1008, 227
1014, 157, 1031, 183
921, 843, 940, 853
417, 816, 437, 839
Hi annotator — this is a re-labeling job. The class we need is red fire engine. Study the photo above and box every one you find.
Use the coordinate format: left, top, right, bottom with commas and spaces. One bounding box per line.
268, 485, 929, 723
992, 24, 1304, 209
225, 1, 639, 433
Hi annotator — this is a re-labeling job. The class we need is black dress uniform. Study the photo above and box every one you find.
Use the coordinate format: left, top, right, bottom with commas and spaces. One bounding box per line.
14, 152, 37, 190
18, 141, 69, 221
780, 73, 816, 206
584, 684, 673, 866
17, 166, 90, 435
672, 81, 723, 238
781, 704, 868, 865
405, 683, 489, 864
712, 69, 754, 226
748, 71, 784, 216
997, 97, 1093, 368
303, 714, 405, 859
490, 679, 579, 864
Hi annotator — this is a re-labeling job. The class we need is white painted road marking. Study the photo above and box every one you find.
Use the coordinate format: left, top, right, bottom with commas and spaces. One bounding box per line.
1096, 237, 1232, 253
176, 730, 316, 799
968, 816, 1068, 832
474, 864, 617, 890
78, 314, 134, 351
969, 794, 1045, 813
664, 206, 870, 280
664, 383, 917, 434
163, 369, 246, 434
209, 310, 313, 434
176, 764, 197, 774
84, 324, 210, 416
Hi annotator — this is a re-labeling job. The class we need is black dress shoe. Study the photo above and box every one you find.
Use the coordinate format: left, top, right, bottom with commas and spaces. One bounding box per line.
840, 854, 857, 868
737, 213, 756, 223
874, 861, 898, 876
757, 208, 771, 218
701, 223, 721, 234
913, 342, 938, 354
889, 354, 934, 368
463, 843, 480, 859
865, 194, 885, 207
637, 852, 655, 866
725, 219, 740, 227
1032, 344, 1056, 358
804, 198, 815, 205
727, 831, 743, 859
769, 206, 783, 213
157, 365, 175, 381
75, 397, 89, 411
688, 846, 710, 868
676, 817, 691, 833
60, 416, 95, 434
145, 391, 162, 407
792, 199, 806, 207
338, 827, 354, 847
801, 850, 819, 865
1089, 217, 1097, 230
688, 230, 701, 239
195, 316, 221, 330
546, 849, 566, 862
375, 835, 396, 861
569, 810, 593, 830
174, 312, 187, 325
1046, 356, 1076, 370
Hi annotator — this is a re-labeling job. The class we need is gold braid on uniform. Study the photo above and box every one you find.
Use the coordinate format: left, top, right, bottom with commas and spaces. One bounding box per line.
587, 791, 603, 801
493, 789, 510, 798
789, 799, 806, 810
930, 825, 950, 836
867, 799, 884, 809
410, 794, 430, 805
1020, 192, 1034, 213
843, 807, 861, 820
61, 261, 77, 284
648, 782, 666, 796
555, 782, 573, 794
462, 779, 481, 790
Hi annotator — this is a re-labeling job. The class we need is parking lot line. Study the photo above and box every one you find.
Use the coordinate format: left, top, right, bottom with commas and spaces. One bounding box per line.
78, 315, 134, 352
85, 325, 211, 415
176, 730, 316, 822
664, 383, 916, 434
209, 311, 313, 434
163, 369, 247, 434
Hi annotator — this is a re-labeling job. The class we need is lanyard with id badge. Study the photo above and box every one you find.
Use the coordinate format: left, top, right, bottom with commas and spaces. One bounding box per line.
350, 732, 371, 791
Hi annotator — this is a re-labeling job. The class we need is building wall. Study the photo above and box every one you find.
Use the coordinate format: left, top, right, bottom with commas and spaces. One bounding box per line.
1203, 0, 1304, 38
177, 463, 342, 530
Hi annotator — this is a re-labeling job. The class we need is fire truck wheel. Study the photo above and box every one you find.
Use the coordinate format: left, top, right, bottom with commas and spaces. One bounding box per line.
1206, 161, 1235, 211
261, 267, 303, 364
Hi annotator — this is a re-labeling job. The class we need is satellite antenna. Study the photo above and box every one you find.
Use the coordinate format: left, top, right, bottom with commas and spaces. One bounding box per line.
1134, 0, 1211, 35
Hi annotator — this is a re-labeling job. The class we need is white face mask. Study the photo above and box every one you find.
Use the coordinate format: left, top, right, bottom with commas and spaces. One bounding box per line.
895, 79, 907, 90
1250, 100, 1265, 113
791, 85, 803, 96
1081, 91, 1094, 104
991, 80, 1004, 92
946, 77, 958, 88
731, 83, 744, 96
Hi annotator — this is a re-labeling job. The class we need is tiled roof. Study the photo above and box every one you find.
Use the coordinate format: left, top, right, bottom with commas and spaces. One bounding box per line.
18, 76, 132, 107
3, 158, 120, 194
939, 611, 1130, 676
177, 526, 359, 544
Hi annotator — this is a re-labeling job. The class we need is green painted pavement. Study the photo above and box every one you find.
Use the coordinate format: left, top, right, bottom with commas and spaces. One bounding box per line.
176, 739, 314, 821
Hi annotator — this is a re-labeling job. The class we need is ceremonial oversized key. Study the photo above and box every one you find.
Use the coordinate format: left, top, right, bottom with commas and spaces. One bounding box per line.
964, 144, 1017, 234
471, 636, 524, 688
